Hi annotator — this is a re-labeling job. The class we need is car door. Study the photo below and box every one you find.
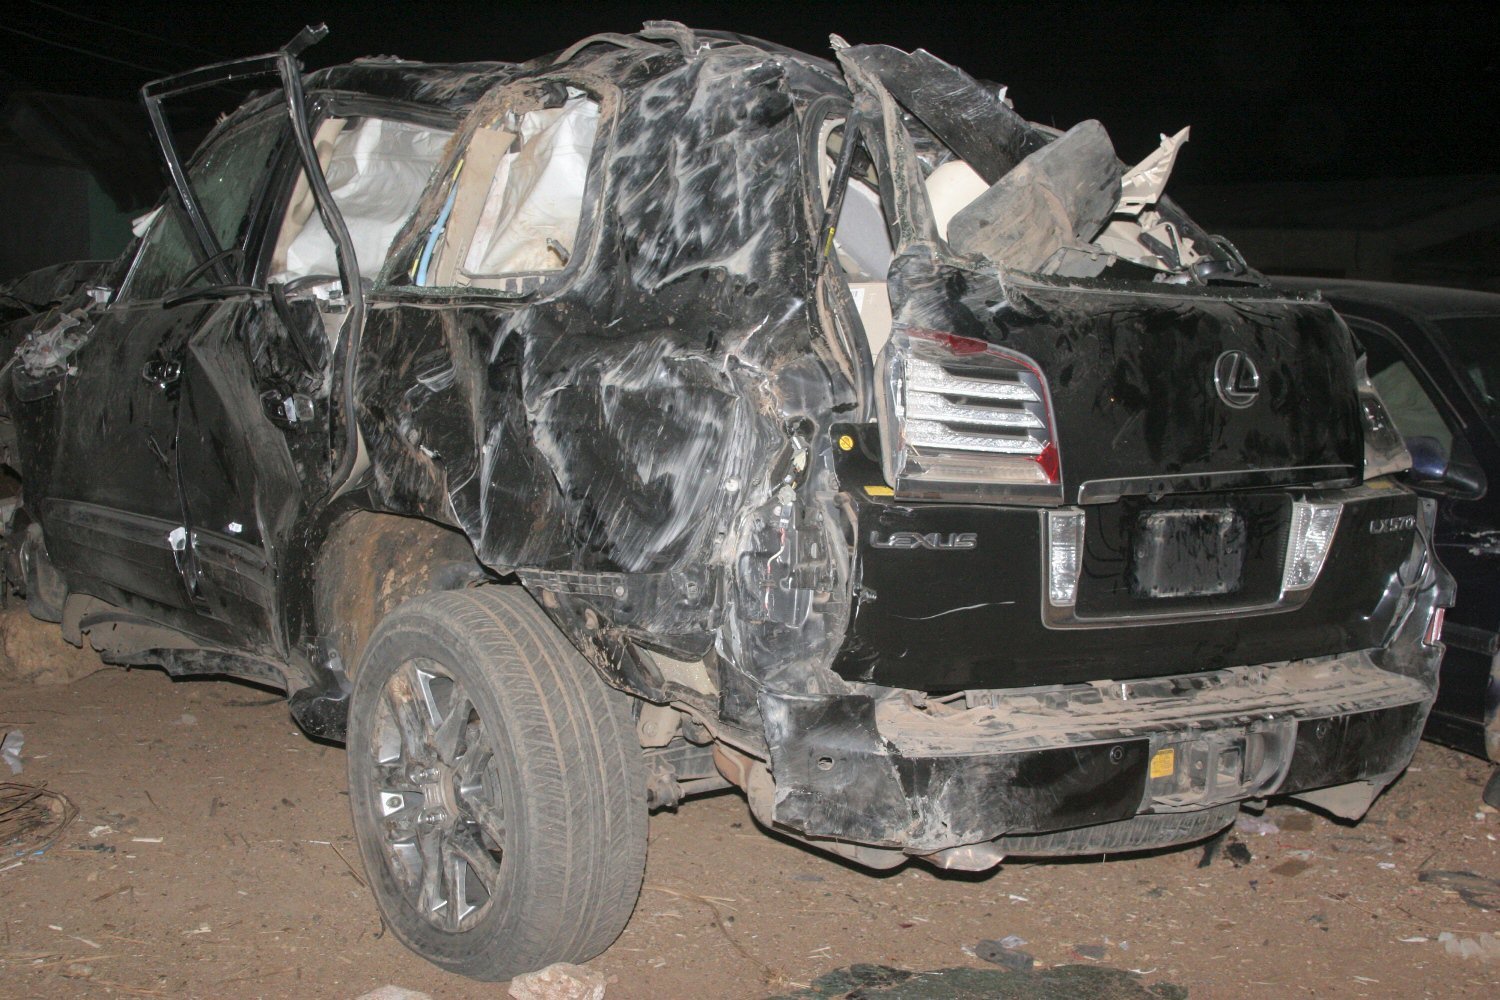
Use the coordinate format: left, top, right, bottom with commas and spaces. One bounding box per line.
172, 102, 455, 648
39, 109, 286, 640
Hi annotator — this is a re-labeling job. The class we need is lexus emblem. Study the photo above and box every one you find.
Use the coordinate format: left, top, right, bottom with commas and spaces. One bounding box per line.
1214, 350, 1260, 408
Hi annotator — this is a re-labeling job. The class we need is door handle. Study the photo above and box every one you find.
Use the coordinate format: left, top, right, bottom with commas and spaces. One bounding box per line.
142, 357, 182, 391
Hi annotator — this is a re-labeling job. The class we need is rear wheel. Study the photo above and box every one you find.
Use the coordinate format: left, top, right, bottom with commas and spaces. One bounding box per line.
346, 587, 646, 980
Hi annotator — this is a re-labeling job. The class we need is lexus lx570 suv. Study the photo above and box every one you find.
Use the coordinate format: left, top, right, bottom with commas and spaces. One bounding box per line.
0, 23, 1451, 980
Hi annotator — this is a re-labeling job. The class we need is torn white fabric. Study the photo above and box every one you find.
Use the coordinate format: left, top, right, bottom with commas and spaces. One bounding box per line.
277, 118, 452, 281
464, 96, 599, 276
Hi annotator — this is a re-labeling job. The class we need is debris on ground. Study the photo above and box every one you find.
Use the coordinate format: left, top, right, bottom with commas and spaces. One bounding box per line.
354, 987, 434, 1000
973, 937, 1034, 971
508, 962, 608, 1000
1073, 943, 1108, 961
1, 731, 21, 774
1, 780, 78, 858
766, 962, 1188, 999
1437, 932, 1500, 963
1233, 813, 1280, 837
1418, 870, 1500, 911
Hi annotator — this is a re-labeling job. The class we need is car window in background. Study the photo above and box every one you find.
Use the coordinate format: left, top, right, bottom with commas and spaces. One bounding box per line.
1352, 320, 1454, 460
1433, 315, 1500, 425
119, 112, 285, 303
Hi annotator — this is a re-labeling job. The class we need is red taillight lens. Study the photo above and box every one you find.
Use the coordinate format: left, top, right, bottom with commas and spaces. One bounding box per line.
875, 327, 1063, 503
1424, 606, 1445, 646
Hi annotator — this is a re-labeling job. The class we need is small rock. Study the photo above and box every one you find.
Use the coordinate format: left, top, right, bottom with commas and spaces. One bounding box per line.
1073, 943, 1108, 961
974, 939, 1033, 971
1330, 832, 1396, 854
1225, 842, 1253, 866
508, 962, 607, 1000
355, 988, 432, 1000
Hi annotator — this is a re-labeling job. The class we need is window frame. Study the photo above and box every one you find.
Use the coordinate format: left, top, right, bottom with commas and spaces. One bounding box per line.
248, 91, 463, 291
1347, 316, 1469, 439
115, 101, 291, 307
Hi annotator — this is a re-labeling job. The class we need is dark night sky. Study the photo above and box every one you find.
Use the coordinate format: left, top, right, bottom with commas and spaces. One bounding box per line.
3, 0, 1497, 185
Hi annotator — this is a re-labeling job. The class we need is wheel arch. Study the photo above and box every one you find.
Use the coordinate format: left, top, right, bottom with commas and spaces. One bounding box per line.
306, 508, 496, 678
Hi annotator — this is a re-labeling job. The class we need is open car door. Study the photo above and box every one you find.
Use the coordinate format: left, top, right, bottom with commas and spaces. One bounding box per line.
35, 27, 370, 652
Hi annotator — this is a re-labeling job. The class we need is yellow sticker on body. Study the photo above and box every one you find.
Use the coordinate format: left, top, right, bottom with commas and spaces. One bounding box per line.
1150, 747, 1176, 779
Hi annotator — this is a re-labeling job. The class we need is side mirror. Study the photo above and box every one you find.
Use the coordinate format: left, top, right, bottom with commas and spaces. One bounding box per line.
1402, 435, 1487, 499
1405, 435, 1447, 478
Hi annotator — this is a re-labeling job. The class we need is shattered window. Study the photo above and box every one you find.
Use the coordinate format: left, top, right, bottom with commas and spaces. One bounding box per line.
402, 93, 600, 290
120, 112, 284, 303
270, 117, 453, 283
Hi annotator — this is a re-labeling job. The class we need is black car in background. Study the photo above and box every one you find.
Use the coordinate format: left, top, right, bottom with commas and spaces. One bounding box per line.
1279, 278, 1500, 803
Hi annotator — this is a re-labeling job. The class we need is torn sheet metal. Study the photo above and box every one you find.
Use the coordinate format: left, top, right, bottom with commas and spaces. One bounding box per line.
835, 43, 1047, 184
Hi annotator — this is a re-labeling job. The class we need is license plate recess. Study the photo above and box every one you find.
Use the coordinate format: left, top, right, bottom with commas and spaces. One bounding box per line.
1130, 508, 1246, 599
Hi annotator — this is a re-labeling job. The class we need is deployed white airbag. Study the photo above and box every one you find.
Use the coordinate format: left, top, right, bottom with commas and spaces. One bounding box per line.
463, 96, 599, 276
277, 118, 452, 281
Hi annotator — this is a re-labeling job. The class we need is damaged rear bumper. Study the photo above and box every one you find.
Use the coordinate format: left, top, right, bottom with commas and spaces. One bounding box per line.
749, 570, 1448, 868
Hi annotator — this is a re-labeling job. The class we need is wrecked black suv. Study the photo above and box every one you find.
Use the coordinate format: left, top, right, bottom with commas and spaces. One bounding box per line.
0, 23, 1453, 980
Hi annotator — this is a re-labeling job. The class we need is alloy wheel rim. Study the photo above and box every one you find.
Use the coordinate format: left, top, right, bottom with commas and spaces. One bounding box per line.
365, 658, 505, 932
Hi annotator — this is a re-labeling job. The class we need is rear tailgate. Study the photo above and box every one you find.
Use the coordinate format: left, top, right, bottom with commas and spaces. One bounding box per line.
887, 259, 1365, 504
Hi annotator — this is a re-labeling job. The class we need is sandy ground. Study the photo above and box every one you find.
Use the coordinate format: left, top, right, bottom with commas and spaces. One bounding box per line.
2, 608, 1499, 1000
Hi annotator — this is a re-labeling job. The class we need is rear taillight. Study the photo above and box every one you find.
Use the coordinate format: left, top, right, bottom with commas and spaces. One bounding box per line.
1354, 355, 1412, 480
1424, 606, 1445, 646
876, 328, 1063, 502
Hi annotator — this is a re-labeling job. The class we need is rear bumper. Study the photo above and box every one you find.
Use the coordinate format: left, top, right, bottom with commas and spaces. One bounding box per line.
756, 552, 1450, 863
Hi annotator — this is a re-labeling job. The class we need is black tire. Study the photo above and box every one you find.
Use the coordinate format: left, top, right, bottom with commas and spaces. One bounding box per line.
346, 587, 646, 980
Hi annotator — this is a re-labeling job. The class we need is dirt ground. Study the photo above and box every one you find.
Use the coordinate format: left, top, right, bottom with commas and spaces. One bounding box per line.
2, 608, 1498, 1000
